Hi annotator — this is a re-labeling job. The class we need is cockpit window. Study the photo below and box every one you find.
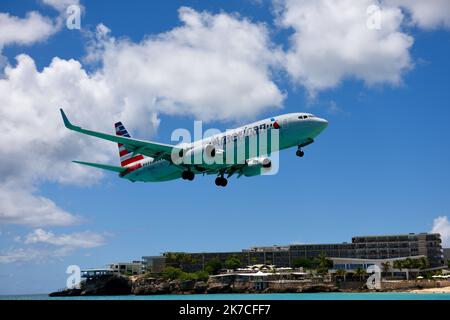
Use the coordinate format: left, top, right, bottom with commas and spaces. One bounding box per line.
299, 115, 308, 119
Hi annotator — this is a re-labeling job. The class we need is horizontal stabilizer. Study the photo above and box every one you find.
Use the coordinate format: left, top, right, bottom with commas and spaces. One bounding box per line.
73, 160, 126, 173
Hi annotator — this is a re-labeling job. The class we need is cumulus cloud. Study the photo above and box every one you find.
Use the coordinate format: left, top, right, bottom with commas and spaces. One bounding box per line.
24, 228, 106, 248
0, 228, 106, 264
0, 11, 57, 68
0, 54, 116, 226
0, 248, 45, 264
386, 0, 450, 29
0, 245, 94, 264
0, 11, 56, 47
275, 0, 414, 95
41, 0, 80, 13
0, 7, 285, 228
0, 186, 80, 227
431, 216, 450, 247
94, 7, 285, 122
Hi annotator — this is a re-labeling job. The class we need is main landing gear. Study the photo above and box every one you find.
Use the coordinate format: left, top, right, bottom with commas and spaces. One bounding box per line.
181, 170, 195, 181
296, 147, 304, 157
215, 175, 228, 187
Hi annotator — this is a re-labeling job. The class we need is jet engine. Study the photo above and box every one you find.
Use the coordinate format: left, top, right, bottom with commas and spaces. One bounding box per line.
181, 144, 216, 164
242, 156, 272, 177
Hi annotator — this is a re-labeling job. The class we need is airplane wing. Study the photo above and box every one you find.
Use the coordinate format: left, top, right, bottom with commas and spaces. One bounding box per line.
60, 109, 179, 161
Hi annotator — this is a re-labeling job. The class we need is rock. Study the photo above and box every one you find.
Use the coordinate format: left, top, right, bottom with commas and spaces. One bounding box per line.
168, 280, 181, 292
179, 280, 195, 292
299, 284, 339, 293
194, 281, 207, 293
133, 279, 171, 295
49, 288, 82, 297
82, 275, 131, 295
206, 282, 231, 294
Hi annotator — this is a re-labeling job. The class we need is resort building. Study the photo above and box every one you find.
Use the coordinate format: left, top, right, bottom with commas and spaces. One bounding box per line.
142, 232, 444, 272
142, 256, 166, 273
443, 248, 450, 265
107, 261, 144, 275
81, 268, 114, 280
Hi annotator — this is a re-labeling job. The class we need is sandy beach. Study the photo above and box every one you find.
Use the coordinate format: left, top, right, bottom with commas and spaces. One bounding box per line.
409, 286, 450, 294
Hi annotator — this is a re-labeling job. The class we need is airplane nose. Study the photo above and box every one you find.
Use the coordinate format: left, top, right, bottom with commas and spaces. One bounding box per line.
315, 117, 328, 133
317, 117, 328, 127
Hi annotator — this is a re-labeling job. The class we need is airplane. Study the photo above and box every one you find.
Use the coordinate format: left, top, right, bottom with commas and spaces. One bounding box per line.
60, 109, 328, 187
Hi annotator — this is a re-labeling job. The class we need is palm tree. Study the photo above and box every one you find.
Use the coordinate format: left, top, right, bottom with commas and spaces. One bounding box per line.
381, 261, 391, 275
403, 258, 414, 280
393, 260, 403, 271
417, 257, 429, 270
335, 269, 347, 281
381, 261, 394, 277
316, 253, 332, 269
353, 268, 367, 281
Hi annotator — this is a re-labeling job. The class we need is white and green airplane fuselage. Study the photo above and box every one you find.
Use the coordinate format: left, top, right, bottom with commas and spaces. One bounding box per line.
61, 110, 327, 187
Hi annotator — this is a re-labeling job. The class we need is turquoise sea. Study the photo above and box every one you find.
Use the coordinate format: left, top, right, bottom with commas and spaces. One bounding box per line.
1, 292, 450, 300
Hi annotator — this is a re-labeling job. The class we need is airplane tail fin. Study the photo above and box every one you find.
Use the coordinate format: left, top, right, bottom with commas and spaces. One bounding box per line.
114, 121, 145, 167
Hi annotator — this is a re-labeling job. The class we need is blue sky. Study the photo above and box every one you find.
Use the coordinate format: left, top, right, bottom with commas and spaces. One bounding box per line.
0, 0, 450, 294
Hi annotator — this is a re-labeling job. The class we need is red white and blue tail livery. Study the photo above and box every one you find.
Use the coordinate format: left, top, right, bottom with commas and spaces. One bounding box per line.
115, 122, 145, 167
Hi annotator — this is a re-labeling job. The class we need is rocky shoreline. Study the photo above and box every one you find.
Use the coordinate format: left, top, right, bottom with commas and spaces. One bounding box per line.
50, 274, 342, 296
49, 274, 450, 297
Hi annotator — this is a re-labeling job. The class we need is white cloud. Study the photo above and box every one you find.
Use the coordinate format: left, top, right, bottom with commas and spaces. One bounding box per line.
276, 0, 414, 95
95, 7, 285, 122
41, 0, 80, 13
24, 228, 106, 248
0, 53, 120, 226
0, 11, 56, 47
0, 248, 44, 264
0, 7, 285, 227
0, 228, 107, 264
0, 10, 57, 69
386, 0, 450, 29
431, 216, 450, 247
0, 246, 87, 264
0, 186, 80, 227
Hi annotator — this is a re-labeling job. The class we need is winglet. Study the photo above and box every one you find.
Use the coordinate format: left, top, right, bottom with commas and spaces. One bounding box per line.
60, 108, 80, 130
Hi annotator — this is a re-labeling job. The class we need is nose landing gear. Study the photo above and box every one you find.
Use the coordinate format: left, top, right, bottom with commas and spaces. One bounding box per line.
296, 148, 304, 157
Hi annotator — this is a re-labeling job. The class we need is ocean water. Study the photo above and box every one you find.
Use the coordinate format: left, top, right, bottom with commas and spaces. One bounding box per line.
1, 292, 450, 300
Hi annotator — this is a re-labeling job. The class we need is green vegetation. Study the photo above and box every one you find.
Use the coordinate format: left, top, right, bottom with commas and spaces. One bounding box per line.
353, 267, 367, 281
162, 266, 184, 280
224, 257, 242, 270
162, 267, 210, 281
165, 252, 195, 270
335, 269, 347, 281
292, 257, 313, 269
381, 261, 391, 274
393, 257, 429, 270
315, 253, 333, 273
205, 258, 222, 275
